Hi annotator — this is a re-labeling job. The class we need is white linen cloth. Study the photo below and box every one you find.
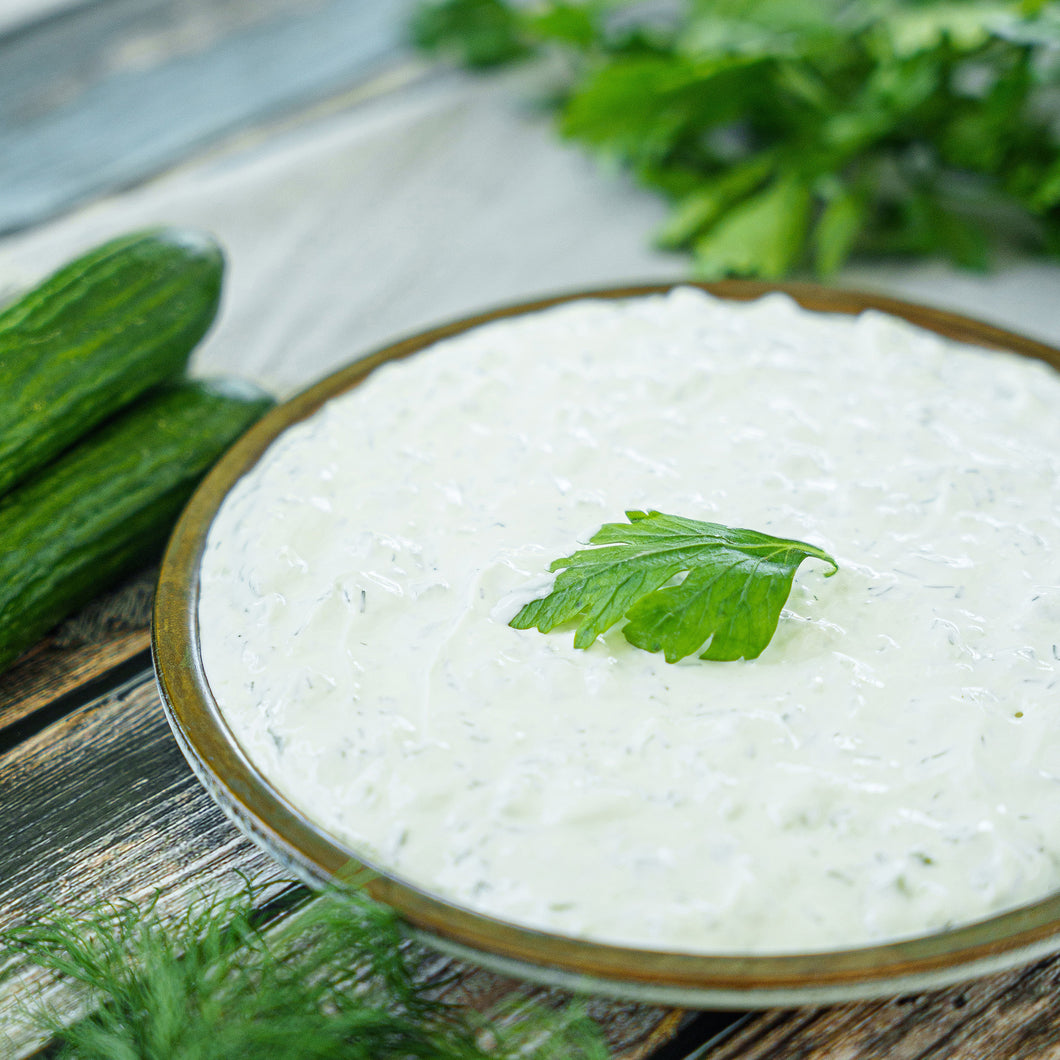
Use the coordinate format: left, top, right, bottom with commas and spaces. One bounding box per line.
1, 66, 1057, 398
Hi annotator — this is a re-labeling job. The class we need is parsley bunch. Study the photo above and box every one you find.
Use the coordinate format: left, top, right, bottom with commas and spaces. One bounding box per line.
412, 0, 1060, 277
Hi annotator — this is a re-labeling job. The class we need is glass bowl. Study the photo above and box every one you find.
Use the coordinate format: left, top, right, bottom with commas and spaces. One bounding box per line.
153, 281, 1060, 1008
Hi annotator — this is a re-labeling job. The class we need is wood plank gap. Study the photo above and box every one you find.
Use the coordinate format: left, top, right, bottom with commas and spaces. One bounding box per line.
0, 648, 151, 756
646, 1011, 751, 1059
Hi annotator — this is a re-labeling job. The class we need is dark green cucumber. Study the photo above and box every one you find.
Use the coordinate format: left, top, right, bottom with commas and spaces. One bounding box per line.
0, 228, 224, 496
0, 377, 274, 674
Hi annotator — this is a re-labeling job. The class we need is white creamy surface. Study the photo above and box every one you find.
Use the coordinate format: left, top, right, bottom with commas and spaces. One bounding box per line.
198, 289, 1060, 953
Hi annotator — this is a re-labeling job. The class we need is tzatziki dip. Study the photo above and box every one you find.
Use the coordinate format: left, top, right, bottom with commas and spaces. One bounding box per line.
198, 288, 1060, 954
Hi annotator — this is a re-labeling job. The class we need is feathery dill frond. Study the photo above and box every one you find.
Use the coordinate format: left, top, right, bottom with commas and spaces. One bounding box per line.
1, 879, 608, 1060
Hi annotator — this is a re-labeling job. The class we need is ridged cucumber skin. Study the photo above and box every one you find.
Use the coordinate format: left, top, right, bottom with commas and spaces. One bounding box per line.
0, 228, 224, 497
0, 377, 274, 674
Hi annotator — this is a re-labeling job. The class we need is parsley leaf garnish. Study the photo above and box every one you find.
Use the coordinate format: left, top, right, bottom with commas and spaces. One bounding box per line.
510, 510, 838, 662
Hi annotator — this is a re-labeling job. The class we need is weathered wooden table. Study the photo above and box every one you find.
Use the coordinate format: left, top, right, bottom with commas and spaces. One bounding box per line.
2, 2, 1060, 1056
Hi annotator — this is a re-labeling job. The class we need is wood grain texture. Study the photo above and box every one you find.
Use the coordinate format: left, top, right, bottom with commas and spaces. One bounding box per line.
701, 958, 1060, 1060
0, 676, 282, 1056
0, 568, 155, 736
0, 668, 682, 1058
0, 0, 411, 235
0, 0, 92, 36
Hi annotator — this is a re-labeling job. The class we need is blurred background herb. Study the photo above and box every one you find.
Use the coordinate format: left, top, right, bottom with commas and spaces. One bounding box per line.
411, 0, 1060, 278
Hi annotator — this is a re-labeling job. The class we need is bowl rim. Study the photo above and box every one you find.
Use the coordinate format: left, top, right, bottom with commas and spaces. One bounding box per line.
153, 279, 1060, 1007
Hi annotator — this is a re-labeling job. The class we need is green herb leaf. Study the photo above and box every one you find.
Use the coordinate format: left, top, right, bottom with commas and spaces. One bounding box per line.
812, 181, 870, 275
1, 881, 608, 1059
693, 174, 813, 279
411, 0, 1060, 275
409, 0, 528, 68
654, 155, 775, 249
510, 510, 838, 663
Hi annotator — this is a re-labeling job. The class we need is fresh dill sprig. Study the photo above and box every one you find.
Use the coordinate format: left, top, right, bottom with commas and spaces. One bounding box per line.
1, 880, 608, 1060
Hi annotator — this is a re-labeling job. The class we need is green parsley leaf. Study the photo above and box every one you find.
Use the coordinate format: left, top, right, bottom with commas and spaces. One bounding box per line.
411, 0, 1060, 275
693, 174, 813, 279
813, 181, 871, 276
409, 0, 528, 69
510, 510, 838, 663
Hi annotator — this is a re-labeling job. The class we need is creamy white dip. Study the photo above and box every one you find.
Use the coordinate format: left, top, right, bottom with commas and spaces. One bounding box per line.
198, 288, 1060, 953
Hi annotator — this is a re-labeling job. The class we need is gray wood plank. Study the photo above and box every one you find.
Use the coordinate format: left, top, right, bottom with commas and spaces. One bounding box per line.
0, 0, 413, 235
0, 0, 95, 36
0, 677, 283, 1056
